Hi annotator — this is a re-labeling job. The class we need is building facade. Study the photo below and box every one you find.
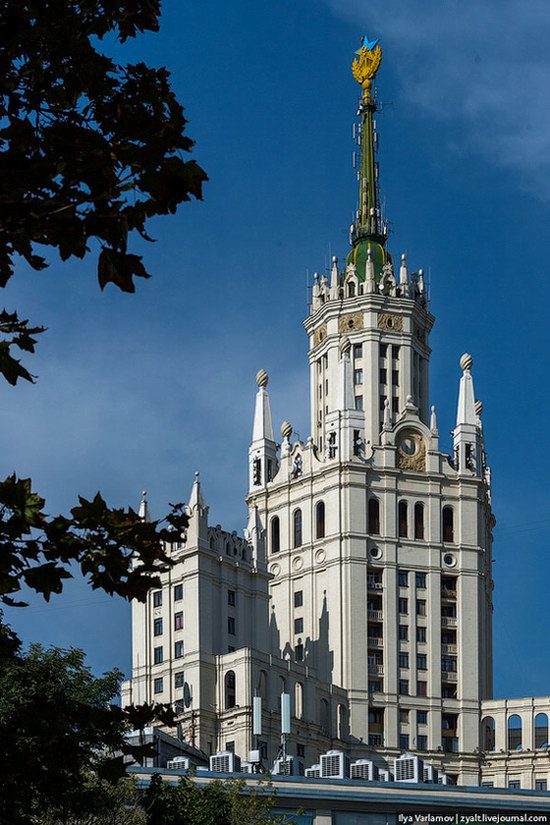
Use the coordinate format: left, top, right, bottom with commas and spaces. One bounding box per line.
121, 38, 550, 791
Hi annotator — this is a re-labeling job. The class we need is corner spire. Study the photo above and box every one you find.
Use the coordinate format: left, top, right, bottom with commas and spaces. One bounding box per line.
252, 369, 274, 442
347, 36, 390, 283
456, 353, 477, 426
139, 490, 151, 522
188, 471, 206, 512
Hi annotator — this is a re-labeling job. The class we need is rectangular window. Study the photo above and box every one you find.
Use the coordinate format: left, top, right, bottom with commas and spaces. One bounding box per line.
399, 734, 410, 749
355, 395, 364, 411
398, 570, 409, 587
399, 653, 409, 668
417, 710, 428, 725
392, 396, 399, 413
392, 345, 400, 360
154, 677, 163, 694
174, 611, 183, 630
153, 618, 163, 636
399, 680, 409, 696
398, 598, 408, 614
399, 709, 409, 723
415, 572, 427, 589
368, 680, 382, 693
416, 626, 427, 643
226, 741, 235, 754
368, 733, 383, 747
153, 646, 163, 665
379, 368, 387, 385
294, 617, 304, 634
416, 599, 426, 616
380, 344, 387, 359
353, 344, 363, 359
228, 617, 236, 636
174, 584, 183, 601
294, 590, 303, 608
153, 591, 162, 607
481, 782, 494, 788
354, 369, 363, 385
417, 654, 427, 670
175, 671, 184, 688
399, 625, 409, 641
535, 780, 547, 791
417, 735, 428, 751
442, 656, 457, 672
227, 589, 235, 606
296, 743, 305, 758
508, 780, 521, 790
295, 643, 304, 661
174, 640, 184, 659
392, 369, 399, 386
417, 680, 427, 697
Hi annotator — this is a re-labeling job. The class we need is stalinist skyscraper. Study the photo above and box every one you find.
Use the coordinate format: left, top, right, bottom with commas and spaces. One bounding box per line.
123, 39, 549, 791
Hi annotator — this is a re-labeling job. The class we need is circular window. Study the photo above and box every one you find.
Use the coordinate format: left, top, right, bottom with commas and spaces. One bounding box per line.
443, 553, 456, 568
400, 437, 417, 455
370, 546, 382, 559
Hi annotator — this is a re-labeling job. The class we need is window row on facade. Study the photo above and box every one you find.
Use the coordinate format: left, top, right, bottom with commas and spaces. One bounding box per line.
368, 499, 455, 543
152, 583, 183, 607
482, 713, 549, 751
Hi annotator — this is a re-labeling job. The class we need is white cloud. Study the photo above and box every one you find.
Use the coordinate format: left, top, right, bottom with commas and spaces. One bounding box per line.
324, 0, 550, 197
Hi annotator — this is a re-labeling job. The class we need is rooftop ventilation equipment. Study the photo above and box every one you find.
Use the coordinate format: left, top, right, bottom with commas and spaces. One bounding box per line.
320, 749, 350, 779
394, 753, 424, 783
209, 751, 241, 774
350, 759, 379, 780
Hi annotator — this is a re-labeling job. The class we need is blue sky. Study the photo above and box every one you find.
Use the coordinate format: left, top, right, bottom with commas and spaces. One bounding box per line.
3, 0, 550, 699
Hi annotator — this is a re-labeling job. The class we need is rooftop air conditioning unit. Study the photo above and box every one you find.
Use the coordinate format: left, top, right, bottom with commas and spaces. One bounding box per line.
320, 749, 350, 779
209, 751, 241, 774
166, 756, 190, 770
423, 763, 439, 784
378, 769, 393, 782
350, 759, 379, 781
394, 753, 424, 783
273, 756, 304, 776
240, 762, 254, 774
438, 773, 450, 785
305, 764, 321, 777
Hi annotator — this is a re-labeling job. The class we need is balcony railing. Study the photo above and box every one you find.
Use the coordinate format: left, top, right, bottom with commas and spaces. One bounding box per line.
368, 637, 384, 647
368, 610, 383, 621
441, 616, 457, 627
442, 643, 457, 654
367, 580, 383, 590
441, 588, 457, 599
441, 671, 458, 682
368, 663, 384, 675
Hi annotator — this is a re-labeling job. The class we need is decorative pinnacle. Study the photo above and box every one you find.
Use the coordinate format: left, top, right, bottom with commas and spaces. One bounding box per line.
280, 420, 293, 439
352, 35, 382, 101
474, 400, 483, 417
460, 353, 473, 372
255, 368, 269, 388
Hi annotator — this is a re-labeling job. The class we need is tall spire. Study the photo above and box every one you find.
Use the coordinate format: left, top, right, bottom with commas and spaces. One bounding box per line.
347, 36, 390, 282
252, 369, 274, 443
138, 490, 151, 522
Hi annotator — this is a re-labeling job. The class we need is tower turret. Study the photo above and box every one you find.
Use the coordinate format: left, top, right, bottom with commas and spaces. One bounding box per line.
186, 470, 208, 545
248, 369, 277, 491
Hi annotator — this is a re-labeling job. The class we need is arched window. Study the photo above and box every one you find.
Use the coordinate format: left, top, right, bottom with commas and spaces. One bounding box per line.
368, 498, 380, 535
224, 671, 236, 709
270, 516, 280, 554
398, 501, 408, 538
295, 682, 304, 720
293, 509, 302, 548
535, 713, 549, 748
315, 501, 325, 539
481, 716, 496, 752
442, 506, 454, 543
257, 670, 267, 703
414, 502, 424, 540
348, 282, 355, 298
508, 714, 522, 750
337, 704, 347, 740
320, 698, 330, 735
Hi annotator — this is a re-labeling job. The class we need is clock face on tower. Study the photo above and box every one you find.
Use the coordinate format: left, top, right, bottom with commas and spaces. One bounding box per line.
397, 430, 426, 472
